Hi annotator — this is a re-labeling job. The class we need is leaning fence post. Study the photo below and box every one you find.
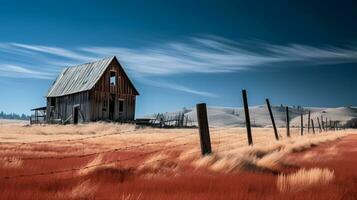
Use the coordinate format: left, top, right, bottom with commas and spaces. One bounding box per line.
300, 112, 304, 136
286, 106, 290, 137
242, 90, 253, 145
311, 119, 315, 134
266, 99, 279, 140
307, 111, 311, 133
196, 103, 212, 155
317, 117, 322, 132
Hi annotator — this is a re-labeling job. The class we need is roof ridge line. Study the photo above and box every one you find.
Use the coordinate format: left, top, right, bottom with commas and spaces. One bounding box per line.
66, 56, 115, 69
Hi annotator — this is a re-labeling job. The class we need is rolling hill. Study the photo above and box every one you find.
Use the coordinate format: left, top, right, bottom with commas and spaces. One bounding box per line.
146, 105, 357, 128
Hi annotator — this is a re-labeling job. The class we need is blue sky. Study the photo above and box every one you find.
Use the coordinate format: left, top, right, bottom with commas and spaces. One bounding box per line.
0, 0, 357, 116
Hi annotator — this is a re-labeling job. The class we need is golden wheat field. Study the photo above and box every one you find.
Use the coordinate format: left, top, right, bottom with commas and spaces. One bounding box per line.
0, 122, 356, 200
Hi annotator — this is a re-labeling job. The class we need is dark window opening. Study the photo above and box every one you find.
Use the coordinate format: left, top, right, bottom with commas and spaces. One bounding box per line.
110, 71, 116, 86
50, 98, 55, 106
119, 100, 124, 113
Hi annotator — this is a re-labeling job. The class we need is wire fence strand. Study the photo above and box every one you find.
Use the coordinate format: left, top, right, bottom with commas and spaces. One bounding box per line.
2, 141, 194, 180
2, 131, 197, 162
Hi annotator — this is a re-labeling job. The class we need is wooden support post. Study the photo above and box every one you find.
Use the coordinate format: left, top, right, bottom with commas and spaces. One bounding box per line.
332, 121, 334, 131
266, 99, 279, 140
35, 110, 38, 124
196, 103, 212, 155
242, 90, 253, 145
300, 112, 304, 136
317, 117, 322, 132
330, 120, 332, 131
307, 111, 311, 133
286, 106, 290, 137
333, 121, 336, 131
325, 117, 328, 131
311, 119, 315, 134
321, 116, 325, 131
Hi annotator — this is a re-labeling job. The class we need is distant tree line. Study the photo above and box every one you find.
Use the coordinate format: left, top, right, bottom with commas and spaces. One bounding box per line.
0, 111, 30, 120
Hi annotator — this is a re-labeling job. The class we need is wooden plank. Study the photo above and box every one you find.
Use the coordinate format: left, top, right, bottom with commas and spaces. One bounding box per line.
317, 117, 322, 132
307, 111, 311, 133
300, 113, 304, 136
311, 119, 315, 134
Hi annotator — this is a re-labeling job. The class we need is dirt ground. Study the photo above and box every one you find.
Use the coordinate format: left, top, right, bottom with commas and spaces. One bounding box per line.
0, 122, 355, 200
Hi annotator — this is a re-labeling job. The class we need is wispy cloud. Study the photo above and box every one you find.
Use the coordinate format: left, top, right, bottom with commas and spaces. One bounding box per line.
80, 36, 357, 75
10, 43, 97, 62
262, 43, 357, 64
0, 64, 54, 79
1, 35, 357, 96
139, 78, 217, 98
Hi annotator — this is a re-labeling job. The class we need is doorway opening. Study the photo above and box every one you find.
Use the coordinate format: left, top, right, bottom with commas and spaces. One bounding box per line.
73, 106, 79, 124
109, 99, 115, 120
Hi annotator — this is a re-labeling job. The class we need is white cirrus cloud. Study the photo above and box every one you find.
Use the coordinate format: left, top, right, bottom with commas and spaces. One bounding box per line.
1, 35, 357, 96
0, 64, 54, 79
10, 43, 97, 62
138, 78, 217, 98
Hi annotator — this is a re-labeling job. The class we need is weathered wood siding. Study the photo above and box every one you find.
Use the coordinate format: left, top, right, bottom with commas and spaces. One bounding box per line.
46, 58, 138, 123
89, 59, 136, 121
46, 91, 90, 123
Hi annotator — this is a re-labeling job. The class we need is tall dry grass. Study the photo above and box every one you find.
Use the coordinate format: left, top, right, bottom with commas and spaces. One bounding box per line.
181, 131, 348, 173
277, 168, 334, 192
138, 153, 180, 178
0, 122, 353, 199
0, 122, 349, 176
55, 180, 98, 200
0, 157, 23, 168
121, 193, 142, 200
78, 155, 105, 175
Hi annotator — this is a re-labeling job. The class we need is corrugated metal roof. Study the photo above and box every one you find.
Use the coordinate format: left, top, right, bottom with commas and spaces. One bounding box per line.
47, 56, 115, 97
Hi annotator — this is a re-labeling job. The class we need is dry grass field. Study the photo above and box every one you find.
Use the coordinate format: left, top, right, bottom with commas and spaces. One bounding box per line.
0, 122, 356, 200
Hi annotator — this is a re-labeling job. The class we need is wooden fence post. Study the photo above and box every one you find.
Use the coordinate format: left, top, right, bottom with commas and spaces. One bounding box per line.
325, 117, 328, 131
196, 103, 212, 155
266, 99, 279, 140
242, 90, 253, 145
321, 115, 325, 131
300, 113, 304, 136
317, 117, 322, 132
286, 106, 290, 137
311, 119, 315, 134
307, 111, 311, 133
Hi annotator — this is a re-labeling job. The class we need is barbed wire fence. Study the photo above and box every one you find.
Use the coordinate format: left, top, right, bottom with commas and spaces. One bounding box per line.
0, 89, 348, 180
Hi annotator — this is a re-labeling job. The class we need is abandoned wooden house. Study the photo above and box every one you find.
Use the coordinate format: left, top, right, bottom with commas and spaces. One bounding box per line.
31, 56, 139, 124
